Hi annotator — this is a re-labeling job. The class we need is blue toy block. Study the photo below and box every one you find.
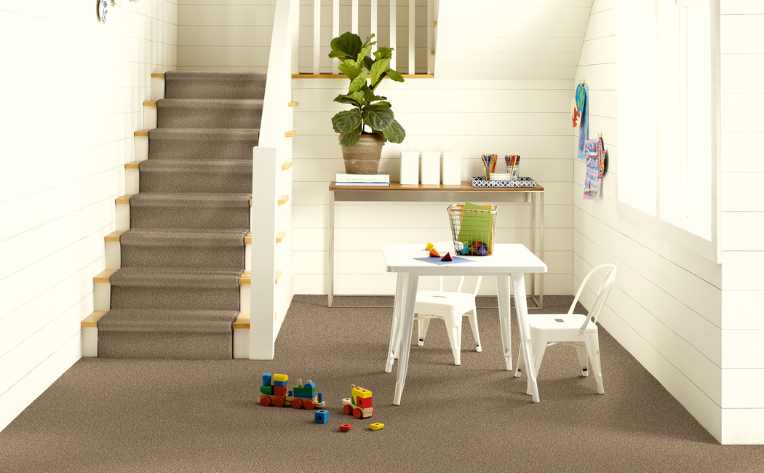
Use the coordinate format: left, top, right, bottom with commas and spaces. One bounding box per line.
314, 410, 329, 424
305, 380, 316, 390
262, 372, 272, 386
273, 380, 288, 387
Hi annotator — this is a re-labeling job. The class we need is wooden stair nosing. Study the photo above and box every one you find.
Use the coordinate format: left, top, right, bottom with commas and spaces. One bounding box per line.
233, 312, 250, 330
82, 311, 107, 328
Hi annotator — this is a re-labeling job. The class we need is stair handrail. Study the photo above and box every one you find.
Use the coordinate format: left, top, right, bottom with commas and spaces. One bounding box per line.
250, 0, 299, 359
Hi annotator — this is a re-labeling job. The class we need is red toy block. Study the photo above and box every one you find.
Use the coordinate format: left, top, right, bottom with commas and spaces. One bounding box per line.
352, 407, 362, 419
440, 252, 453, 262
272, 396, 285, 407
259, 395, 271, 407
303, 400, 314, 410
356, 396, 373, 409
429, 248, 441, 258
273, 386, 287, 397
339, 423, 352, 432
343, 404, 352, 415
291, 398, 303, 409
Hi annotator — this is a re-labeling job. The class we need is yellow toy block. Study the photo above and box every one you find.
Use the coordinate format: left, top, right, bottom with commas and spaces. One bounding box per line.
272, 373, 288, 382
351, 385, 373, 404
368, 422, 385, 431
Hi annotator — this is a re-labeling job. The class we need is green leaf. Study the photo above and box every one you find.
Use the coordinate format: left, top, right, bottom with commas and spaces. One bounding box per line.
374, 47, 393, 60
334, 94, 361, 107
348, 69, 369, 93
339, 128, 362, 146
357, 44, 373, 63
337, 59, 362, 79
363, 89, 387, 103
329, 32, 362, 60
331, 109, 362, 134
363, 108, 394, 131
387, 69, 404, 82
382, 119, 405, 144
349, 90, 367, 106
370, 58, 391, 86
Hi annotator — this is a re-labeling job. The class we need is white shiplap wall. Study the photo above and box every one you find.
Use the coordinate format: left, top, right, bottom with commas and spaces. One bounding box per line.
719, 0, 764, 444
0, 0, 178, 431
573, 0, 724, 440
292, 77, 576, 296
177, 0, 428, 74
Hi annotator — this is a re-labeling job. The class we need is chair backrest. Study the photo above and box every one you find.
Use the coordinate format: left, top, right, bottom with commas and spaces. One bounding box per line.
438, 276, 483, 296
568, 264, 616, 331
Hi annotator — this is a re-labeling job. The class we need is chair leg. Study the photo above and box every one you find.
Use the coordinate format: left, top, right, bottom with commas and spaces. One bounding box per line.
444, 317, 462, 366
575, 343, 589, 377
417, 317, 431, 347
467, 307, 482, 352
585, 333, 605, 394
514, 345, 524, 378
526, 337, 547, 396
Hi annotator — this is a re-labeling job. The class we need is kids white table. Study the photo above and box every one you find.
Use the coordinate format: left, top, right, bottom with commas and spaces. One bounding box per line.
384, 243, 547, 405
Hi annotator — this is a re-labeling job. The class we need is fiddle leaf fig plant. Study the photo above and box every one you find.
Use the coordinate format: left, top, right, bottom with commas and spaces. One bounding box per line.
329, 32, 406, 146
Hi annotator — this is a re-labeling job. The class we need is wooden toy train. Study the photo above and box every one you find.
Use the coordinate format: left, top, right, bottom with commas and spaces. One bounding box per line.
342, 385, 374, 419
259, 372, 326, 409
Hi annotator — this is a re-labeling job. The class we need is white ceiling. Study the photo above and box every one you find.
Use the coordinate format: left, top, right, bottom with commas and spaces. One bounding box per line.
435, 0, 594, 80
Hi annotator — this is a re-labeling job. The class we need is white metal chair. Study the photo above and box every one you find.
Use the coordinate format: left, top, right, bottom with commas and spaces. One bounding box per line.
514, 264, 616, 396
413, 276, 483, 366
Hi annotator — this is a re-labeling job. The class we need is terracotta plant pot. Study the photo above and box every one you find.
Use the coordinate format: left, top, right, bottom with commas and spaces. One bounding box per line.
341, 133, 384, 174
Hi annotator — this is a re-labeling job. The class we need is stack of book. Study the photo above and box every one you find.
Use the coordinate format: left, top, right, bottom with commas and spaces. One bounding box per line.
335, 173, 390, 186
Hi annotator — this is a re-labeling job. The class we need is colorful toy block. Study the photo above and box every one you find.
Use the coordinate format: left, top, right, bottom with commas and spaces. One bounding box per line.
368, 422, 385, 431
440, 252, 453, 262
258, 372, 326, 410
342, 385, 374, 419
339, 423, 352, 432
425, 242, 435, 251
314, 410, 329, 424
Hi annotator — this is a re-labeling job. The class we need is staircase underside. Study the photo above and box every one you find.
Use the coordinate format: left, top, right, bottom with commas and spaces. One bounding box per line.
96, 71, 265, 359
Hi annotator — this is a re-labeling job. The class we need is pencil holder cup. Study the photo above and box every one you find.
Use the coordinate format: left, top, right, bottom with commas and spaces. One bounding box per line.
447, 203, 497, 256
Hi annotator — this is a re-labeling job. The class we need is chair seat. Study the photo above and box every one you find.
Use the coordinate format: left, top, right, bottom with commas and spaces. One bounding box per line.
415, 291, 475, 318
527, 313, 598, 334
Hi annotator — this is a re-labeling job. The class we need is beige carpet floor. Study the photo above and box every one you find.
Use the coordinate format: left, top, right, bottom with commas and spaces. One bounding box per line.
2, 296, 763, 473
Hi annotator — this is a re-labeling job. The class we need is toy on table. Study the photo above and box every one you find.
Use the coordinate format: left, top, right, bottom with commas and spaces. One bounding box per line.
368, 422, 385, 431
314, 409, 329, 424
342, 385, 374, 419
440, 252, 453, 262
259, 372, 326, 409
339, 423, 353, 432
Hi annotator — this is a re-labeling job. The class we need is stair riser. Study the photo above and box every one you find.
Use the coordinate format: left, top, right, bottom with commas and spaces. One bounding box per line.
111, 286, 240, 311
140, 170, 252, 193
158, 107, 262, 129
130, 207, 250, 231
98, 331, 233, 359
149, 139, 258, 160
121, 246, 245, 271
165, 79, 265, 100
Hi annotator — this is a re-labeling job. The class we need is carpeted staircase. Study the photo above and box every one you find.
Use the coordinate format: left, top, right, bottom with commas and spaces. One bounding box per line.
97, 72, 265, 359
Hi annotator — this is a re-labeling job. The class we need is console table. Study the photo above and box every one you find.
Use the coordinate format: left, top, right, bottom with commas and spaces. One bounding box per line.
327, 181, 545, 308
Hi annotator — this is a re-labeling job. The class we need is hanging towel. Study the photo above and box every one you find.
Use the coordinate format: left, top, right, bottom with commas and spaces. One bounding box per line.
576, 83, 589, 160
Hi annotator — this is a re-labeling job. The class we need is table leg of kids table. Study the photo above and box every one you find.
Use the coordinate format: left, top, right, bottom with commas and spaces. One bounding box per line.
393, 272, 420, 406
385, 272, 408, 373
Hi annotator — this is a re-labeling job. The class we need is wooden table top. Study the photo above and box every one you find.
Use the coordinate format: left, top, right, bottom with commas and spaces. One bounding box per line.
329, 181, 544, 192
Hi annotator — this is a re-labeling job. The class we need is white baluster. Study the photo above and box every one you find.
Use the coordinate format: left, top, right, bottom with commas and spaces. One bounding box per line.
371, 0, 378, 51
332, 0, 339, 69
352, 0, 359, 34
390, 0, 397, 68
408, 0, 416, 74
313, 0, 321, 74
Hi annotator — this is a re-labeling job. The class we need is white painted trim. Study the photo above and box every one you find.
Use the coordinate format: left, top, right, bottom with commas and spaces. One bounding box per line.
82, 327, 98, 358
